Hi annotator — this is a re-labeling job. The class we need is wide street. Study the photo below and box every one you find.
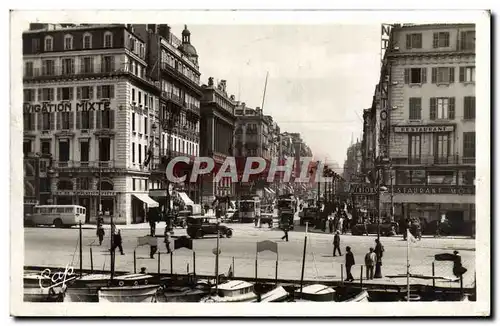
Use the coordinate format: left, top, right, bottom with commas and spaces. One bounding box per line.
24, 221, 476, 289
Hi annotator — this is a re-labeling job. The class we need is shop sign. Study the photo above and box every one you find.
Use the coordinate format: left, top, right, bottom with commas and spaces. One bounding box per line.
23, 101, 112, 114
55, 190, 117, 196
393, 125, 455, 133
349, 184, 377, 195
24, 199, 39, 205
392, 185, 474, 195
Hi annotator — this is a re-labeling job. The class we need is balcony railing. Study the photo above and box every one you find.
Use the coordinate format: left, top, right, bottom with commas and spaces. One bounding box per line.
54, 160, 117, 169
161, 91, 184, 107
391, 155, 475, 166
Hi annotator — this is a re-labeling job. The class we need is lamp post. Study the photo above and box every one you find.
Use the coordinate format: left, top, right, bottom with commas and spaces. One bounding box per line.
46, 154, 56, 204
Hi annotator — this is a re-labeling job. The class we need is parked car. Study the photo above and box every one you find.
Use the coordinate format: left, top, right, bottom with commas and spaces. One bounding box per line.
351, 221, 398, 236
186, 217, 233, 239
299, 208, 319, 226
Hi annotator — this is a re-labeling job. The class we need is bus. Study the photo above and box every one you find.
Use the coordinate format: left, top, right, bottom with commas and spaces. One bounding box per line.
29, 205, 86, 228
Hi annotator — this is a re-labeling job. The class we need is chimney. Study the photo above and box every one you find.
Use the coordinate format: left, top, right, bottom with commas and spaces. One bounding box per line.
158, 24, 171, 41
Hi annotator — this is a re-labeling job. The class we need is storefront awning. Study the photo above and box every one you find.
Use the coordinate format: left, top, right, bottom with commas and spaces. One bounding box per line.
264, 188, 272, 195
268, 188, 276, 194
178, 192, 194, 206
133, 194, 159, 207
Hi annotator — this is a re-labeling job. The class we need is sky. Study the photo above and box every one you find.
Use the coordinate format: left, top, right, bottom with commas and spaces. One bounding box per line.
171, 24, 381, 171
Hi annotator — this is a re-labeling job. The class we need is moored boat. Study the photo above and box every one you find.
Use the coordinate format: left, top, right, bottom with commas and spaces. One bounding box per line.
64, 273, 110, 302
200, 280, 258, 303
23, 273, 68, 302
253, 286, 289, 302
342, 289, 370, 302
293, 284, 336, 302
156, 276, 211, 303
97, 273, 158, 303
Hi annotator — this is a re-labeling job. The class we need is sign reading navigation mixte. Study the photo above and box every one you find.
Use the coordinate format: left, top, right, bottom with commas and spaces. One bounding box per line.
23, 101, 111, 113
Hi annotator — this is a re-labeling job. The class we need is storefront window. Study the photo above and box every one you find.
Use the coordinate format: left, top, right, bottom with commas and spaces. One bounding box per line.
396, 170, 411, 184
427, 171, 456, 185
459, 170, 475, 185
101, 198, 114, 216
410, 170, 426, 184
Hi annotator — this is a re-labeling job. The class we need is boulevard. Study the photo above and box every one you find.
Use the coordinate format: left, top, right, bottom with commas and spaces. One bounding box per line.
24, 223, 476, 289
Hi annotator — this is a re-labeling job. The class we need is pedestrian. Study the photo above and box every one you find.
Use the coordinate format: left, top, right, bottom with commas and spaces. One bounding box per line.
345, 246, 355, 282
364, 247, 376, 280
96, 216, 105, 246
149, 243, 157, 259
140, 267, 147, 274
374, 239, 384, 278
338, 215, 344, 234
328, 216, 334, 234
452, 250, 468, 278
333, 231, 342, 256
164, 228, 172, 253
110, 224, 124, 255
148, 207, 157, 237
281, 220, 289, 242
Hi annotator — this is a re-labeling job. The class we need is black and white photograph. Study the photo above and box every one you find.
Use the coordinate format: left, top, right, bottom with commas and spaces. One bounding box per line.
9, 9, 490, 317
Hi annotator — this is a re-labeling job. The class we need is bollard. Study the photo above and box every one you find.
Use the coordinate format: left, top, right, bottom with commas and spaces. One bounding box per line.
360, 265, 363, 287
341, 264, 344, 285
90, 247, 94, 274
193, 251, 196, 276
133, 250, 136, 274
432, 262, 435, 289
187, 263, 189, 274
170, 251, 174, 275
157, 251, 161, 275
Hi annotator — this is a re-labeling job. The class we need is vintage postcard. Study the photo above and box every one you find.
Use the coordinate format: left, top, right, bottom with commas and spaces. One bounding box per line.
10, 9, 490, 317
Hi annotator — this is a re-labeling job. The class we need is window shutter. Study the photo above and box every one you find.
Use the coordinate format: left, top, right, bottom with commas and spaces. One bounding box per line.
406, 34, 411, 49
460, 31, 466, 51
57, 88, 61, 101
89, 111, 95, 129
421, 68, 427, 83
56, 112, 62, 130
111, 57, 115, 71
37, 113, 42, 130
431, 68, 437, 83
69, 87, 74, 100
96, 110, 101, 129
404, 68, 409, 84
96, 85, 102, 99
430, 98, 437, 120
37, 89, 42, 102
77, 87, 82, 100
448, 97, 455, 119
70, 59, 75, 74
449, 67, 455, 83
433, 33, 438, 48
69, 112, 74, 129
417, 98, 422, 119
80, 59, 84, 73
50, 112, 55, 130
89, 87, 94, 100
30, 114, 35, 130
471, 97, 476, 119
110, 85, 115, 98
76, 111, 81, 129
110, 110, 115, 129
459, 67, 465, 82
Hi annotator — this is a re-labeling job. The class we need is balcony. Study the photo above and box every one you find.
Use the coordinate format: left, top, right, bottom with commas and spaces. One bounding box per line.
24, 63, 159, 90
391, 155, 475, 166
161, 91, 184, 108
53, 160, 122, 172
160, 62, 202, 96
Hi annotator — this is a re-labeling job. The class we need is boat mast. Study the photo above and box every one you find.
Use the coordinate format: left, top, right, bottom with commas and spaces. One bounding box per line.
300, 222, 308, 293
406, 229, 410, 301
215, 198, 220, 294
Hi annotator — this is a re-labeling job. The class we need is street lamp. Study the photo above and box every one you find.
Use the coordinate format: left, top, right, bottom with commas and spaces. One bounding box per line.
46, 154, 56, 204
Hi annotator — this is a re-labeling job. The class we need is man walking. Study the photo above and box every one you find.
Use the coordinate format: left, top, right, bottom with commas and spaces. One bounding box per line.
374, 239, 384, 278
164, 228, 172, 254
110, 224, 124, 255
148, 207, 157, 237
333, 231, 342, 256
345, 246, 355, 282
364, 247, 376, 280
281, 220, 289, 242
96, 216, 105, 246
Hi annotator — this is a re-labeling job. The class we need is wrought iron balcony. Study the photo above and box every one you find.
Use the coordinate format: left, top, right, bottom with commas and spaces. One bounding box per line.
54, 160, 118, 169
390, 155, 475, 166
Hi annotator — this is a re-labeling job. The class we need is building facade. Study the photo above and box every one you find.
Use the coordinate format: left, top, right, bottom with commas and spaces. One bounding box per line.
369, 23, 476, 233
200, 78, 237, 202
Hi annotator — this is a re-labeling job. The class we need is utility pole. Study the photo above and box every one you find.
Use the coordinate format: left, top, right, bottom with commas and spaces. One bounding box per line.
390, 165, 394, 223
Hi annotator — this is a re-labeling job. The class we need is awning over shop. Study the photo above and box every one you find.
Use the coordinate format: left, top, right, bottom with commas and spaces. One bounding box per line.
177, 192, 194, 206
268, 188, 276, 194
133, 194, 159, 207
264, 188, 272, 195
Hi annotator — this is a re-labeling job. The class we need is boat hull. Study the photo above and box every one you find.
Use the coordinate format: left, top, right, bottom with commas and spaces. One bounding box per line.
156, 288, 207, 303
343, 290, 369, 302
201, 292, 258, 303
65, 286, 99, 302
98, 284, 159, 303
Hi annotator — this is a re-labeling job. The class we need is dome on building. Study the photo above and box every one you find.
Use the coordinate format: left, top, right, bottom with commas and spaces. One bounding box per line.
178, 25, 198, 57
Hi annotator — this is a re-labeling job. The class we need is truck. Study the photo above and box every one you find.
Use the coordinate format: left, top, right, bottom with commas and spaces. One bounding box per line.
277, 194, 296, 230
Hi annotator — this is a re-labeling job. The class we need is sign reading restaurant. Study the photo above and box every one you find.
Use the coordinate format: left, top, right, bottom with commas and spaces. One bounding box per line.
23, 101, 111, 114
393, 125, 455, 133
393, 185, 475, 195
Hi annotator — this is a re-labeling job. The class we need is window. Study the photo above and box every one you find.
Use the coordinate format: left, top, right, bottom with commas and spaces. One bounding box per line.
432, 67, 455, 84
82, 57, 94, 74
430, 97, 455, 120
434, 133, 450, 162
97, 85, 115, 99
138, 91, 142, 104
411, 170, 426, 184
77, 86, 94, 100
62, 58, 75, 75
99, 138, 111, 162
408, 134, 421, 163
404, 67, 427, 84
144, 117, 148, 135
64, 35, 73, 50
41, 88, 55, 101
464, 96, 475, 120
32, 38, 40, 52
144, 93, 148, 106
44, 36, 53, 51
460, 31, 475, 51
80, 140, 89, 162
459, 66, 475, 83
23, 89, 35, 102
80, 111, 91, 129
132, 89, 136, 102
23, 140, 32, 155
76, 177, 91, 190
25, 62, 34, 77
104, 32, 113, 48
23, 113, 35, 131
58, 139, 70, 162
129, 37, 136, 52
60, 112, 71, 130
102, 56, 114, 73
57, 87, 74, 101
427, 171, 456, 185
42, 112, 51, 130
100, 110, 113, 129
41, 140, 51, 155
459, 170, 475, 186
138, 144, 142, 164
41, 60, 55, 76
132, 113, 136, 132
405, 33, 422, 49
409, 97, 422, 120
83, 33, 92, 49
132, 178, 136, 191
132, 142, 135, 163
433, 32, 450, 48
463, 132, 475, 158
